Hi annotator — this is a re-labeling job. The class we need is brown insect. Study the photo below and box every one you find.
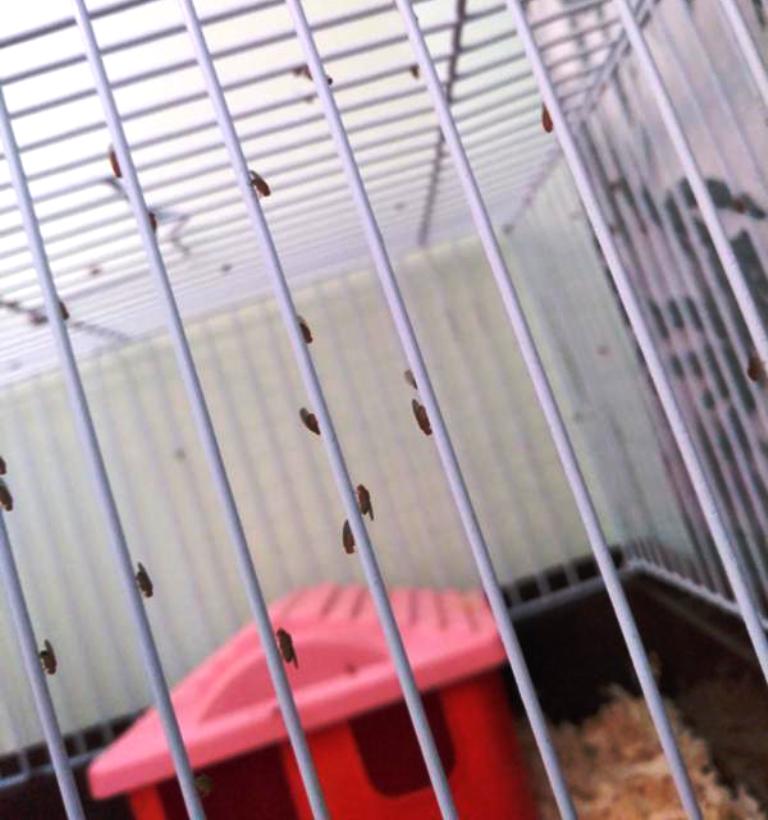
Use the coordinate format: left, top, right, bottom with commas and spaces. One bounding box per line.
293, 63, 333, 85
0, 478, 13, 512
89, 265, 102, 278
39, 640, 57, 675
298, 315, 312, 344
404, 369, 417, 389
28, 311, 46, 327
108, 145, 122, 179
220, 263, 232, 275
342, 519, 355, 554
410, 64, 420, 79
276, 627, 298, 668
746, 352, 767, 385
249, 170, 271, 198
412, 398, 431, 436
300, 407, 320, 435
59, 299, 69, 322
135, 562, 153, 598
733, 196, 747, 214
0, 456, 6, 476
195, 774, 213, 797
148, 210, 158, 233
356, 484, 373, 521
541, 103, 554, 133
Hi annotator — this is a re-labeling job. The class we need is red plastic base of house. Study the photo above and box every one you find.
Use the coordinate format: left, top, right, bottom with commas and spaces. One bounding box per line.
128, 670, 537, 819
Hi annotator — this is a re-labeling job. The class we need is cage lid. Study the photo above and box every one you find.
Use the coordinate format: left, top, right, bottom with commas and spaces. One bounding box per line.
88, 582, 504, 798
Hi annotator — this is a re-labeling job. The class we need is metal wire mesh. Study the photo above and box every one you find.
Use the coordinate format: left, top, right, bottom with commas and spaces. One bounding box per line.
0, 0, 765, 817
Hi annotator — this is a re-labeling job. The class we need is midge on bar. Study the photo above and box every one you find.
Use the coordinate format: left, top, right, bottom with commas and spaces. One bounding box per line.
0, 0, 764, 818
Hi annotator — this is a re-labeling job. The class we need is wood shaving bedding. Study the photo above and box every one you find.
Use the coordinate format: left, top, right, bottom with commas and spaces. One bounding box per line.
518, 686, 765, 819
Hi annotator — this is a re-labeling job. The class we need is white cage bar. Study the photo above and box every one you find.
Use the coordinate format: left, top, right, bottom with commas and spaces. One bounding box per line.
0, 0, 766, 817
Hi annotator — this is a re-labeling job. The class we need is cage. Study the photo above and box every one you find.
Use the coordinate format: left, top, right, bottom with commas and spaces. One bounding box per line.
0, 0, 766, 817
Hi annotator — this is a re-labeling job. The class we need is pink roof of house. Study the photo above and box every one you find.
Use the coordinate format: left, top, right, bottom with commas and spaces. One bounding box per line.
89, 583, 505, 798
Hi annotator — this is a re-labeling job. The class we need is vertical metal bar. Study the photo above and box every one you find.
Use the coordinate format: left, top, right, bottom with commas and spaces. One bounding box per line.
200, 322, 297, 592
571, 116, 727, 592
655, 4, 768, 292
283, 2, 574, 817
564, 89, 716, 579
68, 4, 327, 815
395, 2, 701, 816
1, 395, 88, 756
90, 357, 192, 672
310, 281, 426, 586
608, 0, 768, 369
716, 0, 768, 109
335, 276, 457, 588
0, 644, 32, 780
227, 310, 330, 582
591, 122, 768, 596
590, 55, 767, 596
176, 3, 453, 815
0, 75, 204, 820
499, 0, 768, 685
418, 0, 468, 247
256, 305, 359, 583
0, 514, 85, 820
588, 103, 768, 600
31, 378, 142, 706
143, 343, 243, 630
6, 392, 113, 748
419, 249, 556, 594
545, 165, 726, 595
483, 218, 629, 585
111, 350, 222, 646
511, 201, 648, 561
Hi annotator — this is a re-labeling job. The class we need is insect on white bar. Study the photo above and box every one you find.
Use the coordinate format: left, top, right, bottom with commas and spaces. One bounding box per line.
68, 0, 329, 816
282, 0, 576, 817
176, 0, 459, 816
0, 512, 85, 819
500, 0, 768, 801
393, 0, 711, 815
0, 64, 206, 820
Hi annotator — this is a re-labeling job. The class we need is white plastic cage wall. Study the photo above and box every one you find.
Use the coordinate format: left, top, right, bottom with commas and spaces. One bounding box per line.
0, 0, 765, 817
